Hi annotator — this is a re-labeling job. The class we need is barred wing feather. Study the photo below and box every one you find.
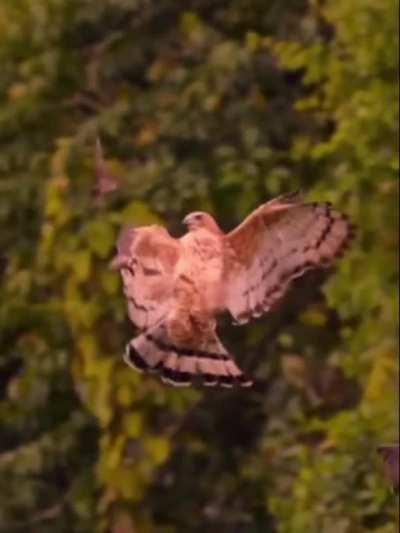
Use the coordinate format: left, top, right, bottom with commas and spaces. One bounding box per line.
223, 194, 354, 324
111, 225, 181, 330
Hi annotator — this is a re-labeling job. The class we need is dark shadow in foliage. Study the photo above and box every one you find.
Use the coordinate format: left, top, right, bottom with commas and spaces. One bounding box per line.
378, 445, 399, 491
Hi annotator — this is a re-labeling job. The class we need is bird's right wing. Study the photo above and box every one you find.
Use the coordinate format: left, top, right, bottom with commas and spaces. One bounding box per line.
111, 225, 181, 330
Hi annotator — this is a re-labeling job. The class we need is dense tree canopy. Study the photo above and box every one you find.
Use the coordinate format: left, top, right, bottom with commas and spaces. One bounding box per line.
0, 0, 398, 531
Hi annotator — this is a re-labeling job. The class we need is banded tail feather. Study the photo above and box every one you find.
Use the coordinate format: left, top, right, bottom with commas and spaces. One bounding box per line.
124, 320, 252, 388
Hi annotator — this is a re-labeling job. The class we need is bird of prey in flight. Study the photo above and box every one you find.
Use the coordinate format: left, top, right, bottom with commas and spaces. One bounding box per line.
111, 193, 354, 388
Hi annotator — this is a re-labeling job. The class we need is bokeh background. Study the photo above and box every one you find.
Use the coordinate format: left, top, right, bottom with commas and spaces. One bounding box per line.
0, 1, 398, 532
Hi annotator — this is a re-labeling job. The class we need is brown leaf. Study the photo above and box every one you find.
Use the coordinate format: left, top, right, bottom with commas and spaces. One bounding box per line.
282, 355, 360, 411
378, 445, 399, 489
111, 510, 136, 533
134, 120, 160, 147
92, 137, 121, 204
310, 365, 360, 411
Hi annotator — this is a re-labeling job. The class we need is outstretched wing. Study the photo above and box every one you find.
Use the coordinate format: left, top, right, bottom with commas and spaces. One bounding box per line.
223, 193, 354, 324
111, 225, 181, 330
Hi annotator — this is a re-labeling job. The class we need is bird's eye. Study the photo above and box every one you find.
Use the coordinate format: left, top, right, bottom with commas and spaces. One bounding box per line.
195, 214, 202, 220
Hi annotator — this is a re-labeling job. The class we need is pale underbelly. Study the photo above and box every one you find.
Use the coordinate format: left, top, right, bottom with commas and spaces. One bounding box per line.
174, 266, 225, 315
176, 231, 225, 315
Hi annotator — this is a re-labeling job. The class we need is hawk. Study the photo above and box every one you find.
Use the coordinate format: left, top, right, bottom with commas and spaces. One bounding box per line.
111, 193, 354, 388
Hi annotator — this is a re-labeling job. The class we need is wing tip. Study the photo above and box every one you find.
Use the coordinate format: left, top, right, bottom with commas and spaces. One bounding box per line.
269, 190, 304, 206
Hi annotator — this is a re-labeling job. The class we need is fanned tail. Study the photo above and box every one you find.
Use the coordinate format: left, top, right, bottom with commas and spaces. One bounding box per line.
124, 318, 252, 388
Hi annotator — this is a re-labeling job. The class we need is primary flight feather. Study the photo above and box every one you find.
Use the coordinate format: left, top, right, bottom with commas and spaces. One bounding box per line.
111, 193, 354, 388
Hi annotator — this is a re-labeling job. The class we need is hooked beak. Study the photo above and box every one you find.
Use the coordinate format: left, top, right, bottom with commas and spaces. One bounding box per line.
182, 213, 193, 227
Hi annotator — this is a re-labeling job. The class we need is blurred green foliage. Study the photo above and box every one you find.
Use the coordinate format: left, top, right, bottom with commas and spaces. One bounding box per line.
0, 0, 398, 532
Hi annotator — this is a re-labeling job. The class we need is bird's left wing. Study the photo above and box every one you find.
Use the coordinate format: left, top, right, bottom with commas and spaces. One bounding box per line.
223, 193, 354, 324
111, 225, 181, 330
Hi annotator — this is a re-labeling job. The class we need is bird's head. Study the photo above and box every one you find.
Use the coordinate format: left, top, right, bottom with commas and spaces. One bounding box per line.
182, 211, 222, 234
